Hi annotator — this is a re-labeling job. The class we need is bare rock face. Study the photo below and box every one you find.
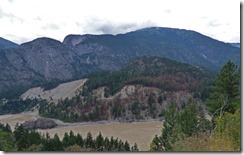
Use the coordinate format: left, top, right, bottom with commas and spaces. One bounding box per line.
22, 118, 57, 130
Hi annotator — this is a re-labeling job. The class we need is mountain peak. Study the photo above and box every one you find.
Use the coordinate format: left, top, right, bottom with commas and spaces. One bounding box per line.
20, 37, 61, 46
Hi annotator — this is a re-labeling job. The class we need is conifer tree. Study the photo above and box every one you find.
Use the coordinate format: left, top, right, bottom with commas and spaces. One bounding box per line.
207, 60, 240, 115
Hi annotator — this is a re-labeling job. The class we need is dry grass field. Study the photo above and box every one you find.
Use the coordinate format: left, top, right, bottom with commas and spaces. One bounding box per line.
0, 113, 38, 129
39, 121, 162, 151
0, 113, 162, 151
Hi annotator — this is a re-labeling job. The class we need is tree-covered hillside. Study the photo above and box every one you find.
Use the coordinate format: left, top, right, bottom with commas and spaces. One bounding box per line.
38, 56, 213, 122
83, 56, 213, 97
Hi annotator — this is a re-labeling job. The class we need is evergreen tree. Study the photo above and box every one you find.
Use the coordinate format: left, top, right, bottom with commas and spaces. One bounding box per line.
76, 133, 84, 147
95, 132, 104, 150
4, 123, 12, 133
179, 98, 198, 136
131, 143, 139, 151
49, 134, 64, 151
62, 132, 70, 147
150, 99, 211, 151
109, 136, 115, 151
207, 60, 240, 115
124, 141, 130, 151
85, 131, 94, 148
103, 137, 110, 151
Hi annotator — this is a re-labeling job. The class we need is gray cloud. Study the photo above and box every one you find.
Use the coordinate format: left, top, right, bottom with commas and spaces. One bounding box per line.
82, 18, 157, 35
8, 0, 14, 3
208, 20, 222, 27
34, 17, 42, 21
164, 9, 172, 13
0, 7, 14, 18
41, 24, 60, 30
95, 23, 138, 34
230, 36, 240, 43
5, 34, 29, 44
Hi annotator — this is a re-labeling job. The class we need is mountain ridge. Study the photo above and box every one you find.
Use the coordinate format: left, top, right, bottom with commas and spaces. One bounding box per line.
0, 27, 240, 98
19, 56, 211, 122
0, 37, 19, 50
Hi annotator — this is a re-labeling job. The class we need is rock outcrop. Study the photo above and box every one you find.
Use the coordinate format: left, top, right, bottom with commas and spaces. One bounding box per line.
22, 118, 58, 130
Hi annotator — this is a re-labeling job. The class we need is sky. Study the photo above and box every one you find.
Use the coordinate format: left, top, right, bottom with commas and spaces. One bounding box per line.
0, 0, 241, 44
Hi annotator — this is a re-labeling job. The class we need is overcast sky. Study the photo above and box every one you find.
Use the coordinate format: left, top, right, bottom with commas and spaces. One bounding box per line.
0, 0, 240, 44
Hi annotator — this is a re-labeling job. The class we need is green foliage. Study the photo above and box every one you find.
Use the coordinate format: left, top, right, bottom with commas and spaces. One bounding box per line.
111, 103, 124, 119
0, 123, 11, 133
0, 122, 138, 152
43, 133, 64, 151
0, 130, 16, 151
39, 97, 108, 122
214, 108, 240, 150
207, 60, 240, 115
0, 98, 41, 115
0, 86, 30, 99
83, 56, 212, 96
130, 102, 140, 116
150, 99, 211, 151
95, 132, 104, 150
171, 108, 240, 151
151, 61, 241, 151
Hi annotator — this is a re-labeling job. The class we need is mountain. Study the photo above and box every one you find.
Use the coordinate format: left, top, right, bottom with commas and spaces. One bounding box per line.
21, 56, 212, 122
0, 38, 98, 98
0, 37, 18, 50
0, 27, 240, 98
229, 43, 240, 48
63, 27, 240, 71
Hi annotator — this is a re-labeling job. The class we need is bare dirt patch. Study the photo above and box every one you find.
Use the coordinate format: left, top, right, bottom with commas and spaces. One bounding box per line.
20, 79, 87, 103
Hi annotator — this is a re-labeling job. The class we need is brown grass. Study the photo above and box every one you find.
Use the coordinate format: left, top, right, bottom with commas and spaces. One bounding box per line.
0, 113, 38, 129
0, 113, 162, 151
39, 121, 162, 151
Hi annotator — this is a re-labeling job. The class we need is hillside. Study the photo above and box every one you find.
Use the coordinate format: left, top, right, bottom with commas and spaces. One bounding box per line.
83, 56, 212, 96
21, 79, 87, 103
229, 43, 240, 48
0, 27, 239, 98
35, 56, 212, 122
0, 37, 18, 50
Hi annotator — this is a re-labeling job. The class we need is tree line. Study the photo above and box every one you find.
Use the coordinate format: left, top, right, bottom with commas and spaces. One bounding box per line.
0, 122, 138, 152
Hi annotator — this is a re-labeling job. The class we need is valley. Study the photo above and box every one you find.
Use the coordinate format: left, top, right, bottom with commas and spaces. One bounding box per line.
0, 112, 162, 151
0, 27, 240, 152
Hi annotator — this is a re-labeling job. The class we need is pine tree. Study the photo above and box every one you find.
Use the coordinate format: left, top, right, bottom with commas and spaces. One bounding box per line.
95, 132, 104, 150
85, 131, 94, 148
124, 141, 130, 151
207, 60, 240, 115
62, 132, 70, 147
4, 123, 12, 133
76, 133, 84, 147
49, 134, 64, 151
131, 143, 139, 151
